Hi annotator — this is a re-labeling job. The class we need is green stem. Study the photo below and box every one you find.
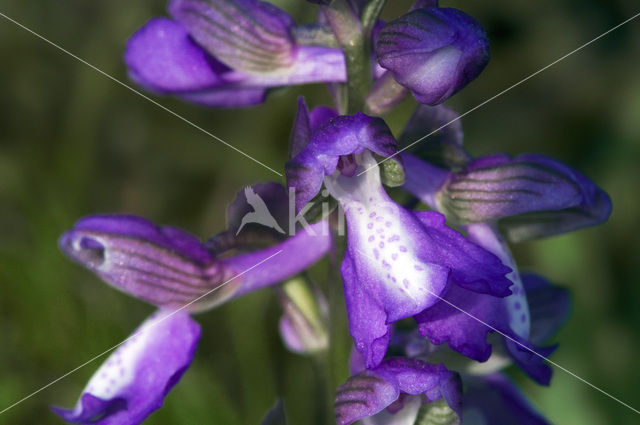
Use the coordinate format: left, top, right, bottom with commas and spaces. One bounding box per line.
324, 0, 370, 113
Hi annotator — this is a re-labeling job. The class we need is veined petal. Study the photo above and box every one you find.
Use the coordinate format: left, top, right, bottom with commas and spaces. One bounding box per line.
169, 0, 296, 73
335, 357, 460, 425
52, 310, 200, 425
463, 374, 551, 425
60, 214, 330, 312
436, 154, 612, 241
59, 215, 237, 311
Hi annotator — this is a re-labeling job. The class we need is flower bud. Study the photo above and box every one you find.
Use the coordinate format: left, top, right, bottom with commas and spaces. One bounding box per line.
376, 8, 489, 105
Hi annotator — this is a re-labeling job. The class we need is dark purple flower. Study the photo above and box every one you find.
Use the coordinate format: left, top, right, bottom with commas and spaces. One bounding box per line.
125, 0, 346, 107
403, 150, 612, 242
52, 310, 200, 424
376, 8, 489, 105
414, 223, 569, 385
286, 108, 512, 368
335, 357, 461, 425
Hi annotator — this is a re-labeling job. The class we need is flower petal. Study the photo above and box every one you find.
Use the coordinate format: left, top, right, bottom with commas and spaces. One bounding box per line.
414, 285, 500, 362
505, 339, 555, 386
335, 357, 460, 425
52, 310, 200, 425
341, 252, 392, 369
286, 113, 398, 212
169, 0, 296, 73
59, 215, 233, 310
523, 273, 571, 345
376, 8, 489, 105
463, 374, 551, 425
124, 18, 224, 93
436, 154, 612, 241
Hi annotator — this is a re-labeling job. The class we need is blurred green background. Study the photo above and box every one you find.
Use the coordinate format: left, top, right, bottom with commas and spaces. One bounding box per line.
1, 0, 639, 424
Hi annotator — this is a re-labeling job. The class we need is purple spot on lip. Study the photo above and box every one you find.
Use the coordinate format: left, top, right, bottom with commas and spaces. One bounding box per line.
377, 228, 384, 234
414, 265, 423, 271
403, 279, 410, 289
374, 249, 380, 259
520, 313, 527, 323
382, 260, 391, 270
385, 221, 392, 227
388, 235, 400, 242
399, 246, 407, 252
379, 242, 385, 249
368, 235, 375, 243
369, 211, 376, 218
367, 222, 374, 229
514, 302, 521, 310
392, 253, 398, 261
376, 216, 384, 222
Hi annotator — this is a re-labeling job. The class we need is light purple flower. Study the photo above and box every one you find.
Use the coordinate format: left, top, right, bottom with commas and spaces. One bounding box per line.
52, 310, 200, 424
59, 213, 330, 311
125, 0, 346, 107
286, 107, 512, 368
401, 106, 612, 241
376, 7, 489, 105
335, 357, 461, 425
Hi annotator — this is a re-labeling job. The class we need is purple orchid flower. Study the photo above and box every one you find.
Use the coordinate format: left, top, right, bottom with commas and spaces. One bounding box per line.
125, 0, 346, 108
339, 268, 568, 425
53, 189, 331, 424
335, 356, 461, 425
398, 105, 595, 384
286, 104, 512, 368
376, 7, 489, 105
401, 105, 612, 242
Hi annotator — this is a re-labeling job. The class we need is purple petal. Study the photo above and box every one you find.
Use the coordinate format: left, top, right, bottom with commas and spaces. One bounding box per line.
341, 252, 392, 368
286, 113, 399, 212
223, 221, 331, 297
463, 374, 551, 425
60, 214, 329, 312
415, 285, 500, 361
169, 0, 296, 73
523, 273, 571, 345
335, 358, 460, 425
436, 154, 612, 240
124, 18, 224, 93
52, 310, 200, 425
59, 215, 233, 310
505, 339, 555, 386
179, 86, 267, 107
401, 153, 450, 208
289, 97, 313, 159
376, 8, 489, 105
